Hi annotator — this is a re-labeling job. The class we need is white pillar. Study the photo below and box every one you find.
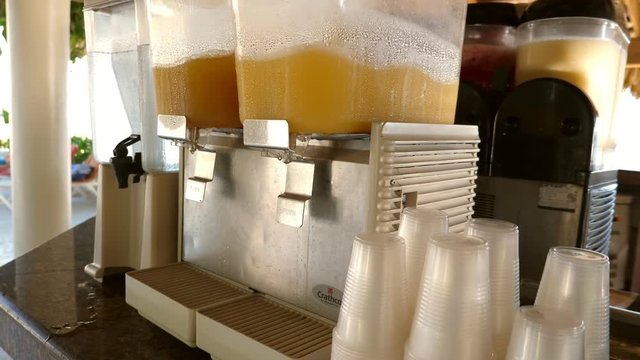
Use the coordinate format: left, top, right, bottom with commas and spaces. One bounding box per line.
8, 0, 71, 257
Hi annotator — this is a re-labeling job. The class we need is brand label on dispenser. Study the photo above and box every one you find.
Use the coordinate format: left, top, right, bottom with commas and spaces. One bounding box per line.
313, 285, 343, 308
538, 184, 579, 211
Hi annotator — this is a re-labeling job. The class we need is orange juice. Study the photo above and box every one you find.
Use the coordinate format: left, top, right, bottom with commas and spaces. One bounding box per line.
359, 65, 459, 125
153, 53, 241, 129
237, 47, 459, 134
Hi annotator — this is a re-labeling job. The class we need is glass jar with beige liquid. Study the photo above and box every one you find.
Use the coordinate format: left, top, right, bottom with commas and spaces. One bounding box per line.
515, 17, 629, 167
147, 0, 241, 130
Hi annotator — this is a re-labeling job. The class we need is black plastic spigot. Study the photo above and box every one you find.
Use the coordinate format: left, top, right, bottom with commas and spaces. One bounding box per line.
110, 134, 145, 189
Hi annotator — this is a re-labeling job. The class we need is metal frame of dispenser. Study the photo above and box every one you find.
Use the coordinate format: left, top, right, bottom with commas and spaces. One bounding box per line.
126, 118, 480, 358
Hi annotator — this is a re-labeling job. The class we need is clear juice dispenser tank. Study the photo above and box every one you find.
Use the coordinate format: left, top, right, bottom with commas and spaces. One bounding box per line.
85, 0, 142, 163
234, 0, 468, 134
515, 17, 630, 168
146, 0, 240, 130
135, 0, 178, 172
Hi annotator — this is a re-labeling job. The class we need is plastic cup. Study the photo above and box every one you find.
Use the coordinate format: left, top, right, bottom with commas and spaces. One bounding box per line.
332, 233, 408, 360
506, 306, 585, 360
404, 234, 492, 360
465, 218, 519, 359
398, 207, 448, 320
534, 247, 609, 360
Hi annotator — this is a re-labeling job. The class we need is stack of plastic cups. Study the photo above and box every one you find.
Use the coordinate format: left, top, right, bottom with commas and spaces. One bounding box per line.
505, 306, 585, 360
465, 218, 519, 360
535, 247, 610, 360
405, 234, 492, 360
398, 207, 448, 320
332, 233, 408, 360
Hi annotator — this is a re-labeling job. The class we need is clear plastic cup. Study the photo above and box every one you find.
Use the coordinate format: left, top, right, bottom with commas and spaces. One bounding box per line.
465, 218, 519, 359
405, 234, 492, 360
332, 233, 408, 359
398, 207, 448, 320
534, 247, 609, 360
505, 306, 585, 360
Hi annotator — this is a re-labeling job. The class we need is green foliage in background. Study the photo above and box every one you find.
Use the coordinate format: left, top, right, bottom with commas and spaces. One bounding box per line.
0, 1, 87, 135
71, 136, 92, 164
69, 2, 85, 62
0, 1, 5, 40
0, 1, 86, 61
0, 138, 8, 149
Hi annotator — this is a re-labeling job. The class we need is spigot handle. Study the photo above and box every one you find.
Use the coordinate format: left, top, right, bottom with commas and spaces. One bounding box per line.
110, 134, 145, 189
112, 134, 142, 158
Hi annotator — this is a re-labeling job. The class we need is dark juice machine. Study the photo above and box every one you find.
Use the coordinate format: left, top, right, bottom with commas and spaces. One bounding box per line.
456, 9, 629, 286
462, 78, 617, 283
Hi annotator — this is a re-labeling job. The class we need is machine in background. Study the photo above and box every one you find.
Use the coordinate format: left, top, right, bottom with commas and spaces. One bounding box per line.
458, 78, 617, 284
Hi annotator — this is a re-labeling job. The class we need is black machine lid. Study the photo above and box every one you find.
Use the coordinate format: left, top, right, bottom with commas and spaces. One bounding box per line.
492, 78, 598, 185
466, 3, 520, 26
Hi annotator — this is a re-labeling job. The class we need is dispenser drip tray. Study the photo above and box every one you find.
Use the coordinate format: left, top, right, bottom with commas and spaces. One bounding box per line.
125, 263, 252, 347
197, 295, 334, 360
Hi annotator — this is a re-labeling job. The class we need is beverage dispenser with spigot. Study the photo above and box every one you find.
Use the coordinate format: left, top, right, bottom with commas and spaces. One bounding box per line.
84, 0, 180, 279
126, 0, 480, 357
235, 0, 464, 134
84, 0, 146, 279
147, 0, 241, 140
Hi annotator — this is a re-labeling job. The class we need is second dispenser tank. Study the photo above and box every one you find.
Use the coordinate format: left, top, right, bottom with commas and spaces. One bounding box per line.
147, 0, 467, 134
234, 0, 468, 134
147, 0, 241, 130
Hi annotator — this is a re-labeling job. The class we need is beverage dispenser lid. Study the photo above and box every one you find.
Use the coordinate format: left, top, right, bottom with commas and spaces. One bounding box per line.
466, 3, 519, 27
84, 0, 132, 11
519, 0, 618, 24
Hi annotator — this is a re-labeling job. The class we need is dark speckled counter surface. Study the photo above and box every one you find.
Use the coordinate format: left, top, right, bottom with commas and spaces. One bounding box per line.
0, 218, 209, 360
1, 218, 640, 359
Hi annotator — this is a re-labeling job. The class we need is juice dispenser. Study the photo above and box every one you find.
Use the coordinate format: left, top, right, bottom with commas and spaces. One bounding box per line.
85, 0, 141, 163
146, 0, 241, 132
126, 0, 480, 357
234, 0, 464, 134
460, 3, 518, 92
83, 0, 179, 279
456, 2, 519, 175
135, 0, 179, 173
515, 17, 629, 168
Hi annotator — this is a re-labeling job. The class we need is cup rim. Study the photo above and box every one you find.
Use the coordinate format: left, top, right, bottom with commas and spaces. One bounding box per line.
354, 233, 404, 248
550, 246, 609, 265
517, 306, 585, 335
429, 233, 488, 252
467, 218, 518, 234
401, 207, 448, 224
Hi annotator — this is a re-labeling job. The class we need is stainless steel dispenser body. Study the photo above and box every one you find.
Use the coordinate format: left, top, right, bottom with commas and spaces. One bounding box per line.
180, 122, 480, 321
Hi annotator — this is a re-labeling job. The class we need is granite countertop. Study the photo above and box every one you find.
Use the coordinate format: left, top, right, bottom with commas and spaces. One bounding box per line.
0, 218, 208, 360
0, 218, 639, 359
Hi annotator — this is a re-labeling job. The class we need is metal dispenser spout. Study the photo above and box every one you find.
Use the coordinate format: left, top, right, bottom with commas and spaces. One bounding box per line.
111, 134, 145, 189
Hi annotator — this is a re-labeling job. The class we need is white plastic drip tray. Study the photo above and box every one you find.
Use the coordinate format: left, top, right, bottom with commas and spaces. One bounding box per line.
125, 262, 252, 347
197, 295, 333, 360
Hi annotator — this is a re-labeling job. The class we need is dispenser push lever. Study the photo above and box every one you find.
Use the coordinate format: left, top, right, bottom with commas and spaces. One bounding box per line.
185, 149, 217, 202
277, 161, 315, 228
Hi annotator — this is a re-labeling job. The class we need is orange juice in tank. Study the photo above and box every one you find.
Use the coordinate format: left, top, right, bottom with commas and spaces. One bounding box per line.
153, 53, 240, 129
147, 0, 239, 129
234, 2, 465, 134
